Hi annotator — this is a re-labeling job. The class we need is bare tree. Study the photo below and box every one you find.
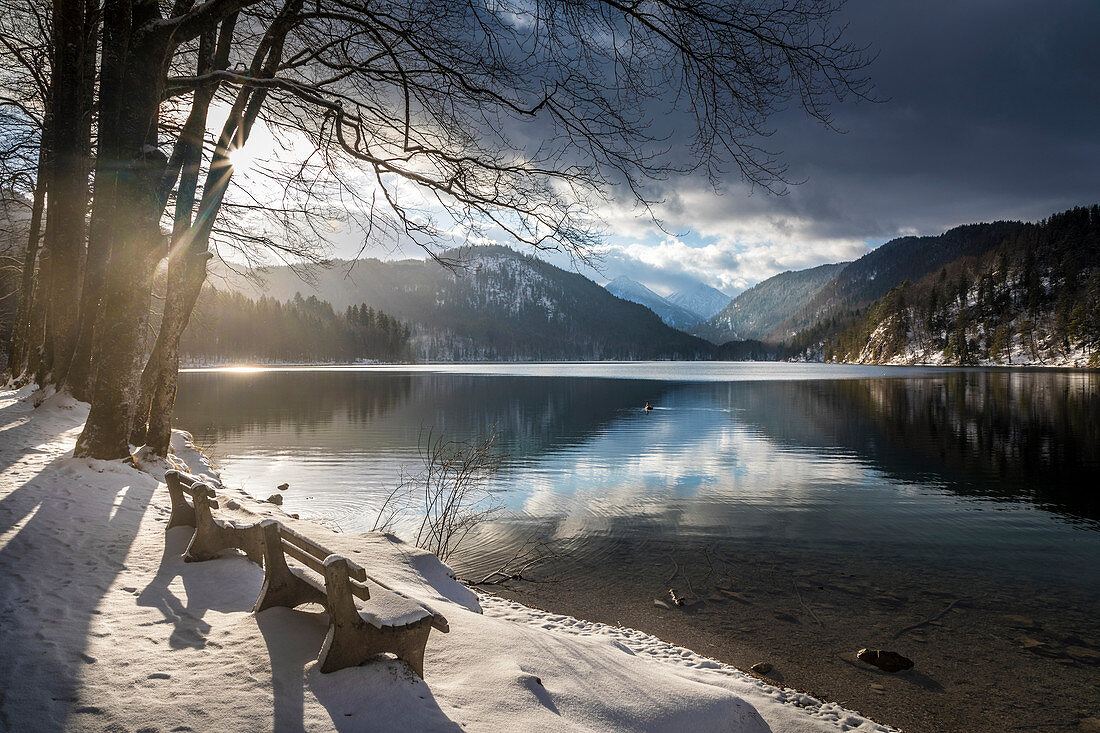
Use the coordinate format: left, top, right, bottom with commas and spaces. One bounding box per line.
2, 0, 872, 460
0, 1, 50, 378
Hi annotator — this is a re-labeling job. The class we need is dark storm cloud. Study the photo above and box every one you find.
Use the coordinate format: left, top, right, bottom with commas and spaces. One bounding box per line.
352, 1, 1100, 292
762, 0, 1100, 239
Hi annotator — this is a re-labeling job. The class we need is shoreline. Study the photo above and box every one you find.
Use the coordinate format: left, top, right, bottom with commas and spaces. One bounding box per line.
0, 385, 901, 733
177, 358, 1100, 374
465, 537, 1100, 733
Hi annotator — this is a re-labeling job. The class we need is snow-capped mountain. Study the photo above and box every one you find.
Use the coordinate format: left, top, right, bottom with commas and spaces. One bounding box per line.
667, 281, 732, 320
218, 246, 712, 361
603, 276, 703, 331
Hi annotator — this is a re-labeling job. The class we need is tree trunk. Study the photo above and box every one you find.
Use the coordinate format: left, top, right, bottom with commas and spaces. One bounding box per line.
139, 11, 289, 456
74, 2, 172, 460
143, 249, 212, 454
7, 148, 47, 379
57, 0, 103, 396
132, 25, 225, 450
38, 0, 96, 387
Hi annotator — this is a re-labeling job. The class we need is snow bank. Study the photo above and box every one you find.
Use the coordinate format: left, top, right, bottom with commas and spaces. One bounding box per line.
0, 386, 896, 732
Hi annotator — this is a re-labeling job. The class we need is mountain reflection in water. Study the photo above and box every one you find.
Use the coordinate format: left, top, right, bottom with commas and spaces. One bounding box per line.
175, 364, 1100, 733
174, 365, 1100, 586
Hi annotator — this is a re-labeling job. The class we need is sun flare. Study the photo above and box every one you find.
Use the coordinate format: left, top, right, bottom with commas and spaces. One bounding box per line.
227, 144, 258, 173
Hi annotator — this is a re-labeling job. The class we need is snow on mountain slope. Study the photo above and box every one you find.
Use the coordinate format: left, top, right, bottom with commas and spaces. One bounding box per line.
604, 276, 703, 330
668, 281, 733, 320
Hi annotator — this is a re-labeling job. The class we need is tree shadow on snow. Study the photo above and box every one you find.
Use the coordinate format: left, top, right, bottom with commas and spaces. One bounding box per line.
136, 527, 264, 649
256, 608, 464, 732
0, 454, 157, 732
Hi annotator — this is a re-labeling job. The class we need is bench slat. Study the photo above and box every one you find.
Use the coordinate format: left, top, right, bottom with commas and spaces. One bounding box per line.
279, 524, 367, 581
282, 540, 326, 575
282, 542, 370, 601
166, 469, 213, 499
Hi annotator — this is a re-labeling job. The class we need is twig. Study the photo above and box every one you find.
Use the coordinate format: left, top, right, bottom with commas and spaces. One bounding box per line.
793, 582, 825, 627
701, 543, 716, 584
893, 599, 960, 639
683, 568, 696, 597
664, 557, 679, 585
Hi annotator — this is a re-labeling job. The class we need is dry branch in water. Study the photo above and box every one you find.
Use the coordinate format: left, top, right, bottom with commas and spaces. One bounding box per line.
372, 427, 504, 563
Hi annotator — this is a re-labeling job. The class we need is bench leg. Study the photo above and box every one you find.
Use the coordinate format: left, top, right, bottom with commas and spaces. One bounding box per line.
185, 493, 264, 566
165, 473, 196, 530
317, 556, 433, 678
237, 524, 265, 566
255, 521, 327, 612
184, 493, 223, 562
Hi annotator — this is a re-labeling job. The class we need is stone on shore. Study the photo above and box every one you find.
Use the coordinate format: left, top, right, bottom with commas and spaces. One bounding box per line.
856, 648, 914, 673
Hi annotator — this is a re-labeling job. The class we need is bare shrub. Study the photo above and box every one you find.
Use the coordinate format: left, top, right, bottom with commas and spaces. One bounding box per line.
373, 427, 504, 563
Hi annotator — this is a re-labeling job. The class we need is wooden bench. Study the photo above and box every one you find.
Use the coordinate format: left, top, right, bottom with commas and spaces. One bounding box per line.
255, 519, 449, 677
164, 469, 264, 566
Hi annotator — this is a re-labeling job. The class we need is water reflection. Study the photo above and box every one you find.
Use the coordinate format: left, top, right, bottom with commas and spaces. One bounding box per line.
174, 366, 1100, 582
175, 365, 1100, 732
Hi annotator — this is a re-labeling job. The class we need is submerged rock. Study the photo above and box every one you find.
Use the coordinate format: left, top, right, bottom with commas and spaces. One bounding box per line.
277, 482, 289, 491
750, 662, 772, 675
856, 648, 914, 673
266, 493, 284, 505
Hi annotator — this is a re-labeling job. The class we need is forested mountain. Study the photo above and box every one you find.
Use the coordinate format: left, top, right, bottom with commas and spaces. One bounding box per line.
667, 282, 732, 320
772, 221, 1026, 342
692, 263, 847, 343
603, 276, 702, 330
180, 291, 413, 364
200, 207, 1099, 367
224, 246, 713, 361
821, 206, 1100, 367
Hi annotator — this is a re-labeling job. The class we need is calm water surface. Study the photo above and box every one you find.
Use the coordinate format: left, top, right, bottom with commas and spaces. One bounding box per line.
175, 362, 1100, 589
174, 362, 1100, 731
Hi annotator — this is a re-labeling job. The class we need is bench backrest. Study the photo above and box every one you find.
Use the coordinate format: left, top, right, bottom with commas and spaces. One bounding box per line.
165, 469, 215, 499
260, 519, 372, 602
277, 522, 368, 582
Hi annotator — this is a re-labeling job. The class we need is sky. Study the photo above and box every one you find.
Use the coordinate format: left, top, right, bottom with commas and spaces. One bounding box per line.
264, 0, 1100, 299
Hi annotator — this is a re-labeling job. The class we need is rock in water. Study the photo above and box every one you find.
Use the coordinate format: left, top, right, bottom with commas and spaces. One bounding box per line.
857, 648, 914, 673
266, 493, 284, 505
750, 662, 773, 675
277, 482, 289, 491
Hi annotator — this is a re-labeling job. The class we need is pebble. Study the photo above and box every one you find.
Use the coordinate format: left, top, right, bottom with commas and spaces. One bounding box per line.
277, 483, 289, 491
266, 493, 283, 505
1003, 614, 1040, 630
750, 662, 773, 675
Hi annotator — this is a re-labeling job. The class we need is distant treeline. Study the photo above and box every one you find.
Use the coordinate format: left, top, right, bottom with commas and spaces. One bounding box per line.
819, 205, 1100, 365
180, 290, 413, 364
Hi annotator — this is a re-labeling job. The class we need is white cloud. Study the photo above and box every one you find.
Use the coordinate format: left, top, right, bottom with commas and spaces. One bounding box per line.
585, 180, 875, 293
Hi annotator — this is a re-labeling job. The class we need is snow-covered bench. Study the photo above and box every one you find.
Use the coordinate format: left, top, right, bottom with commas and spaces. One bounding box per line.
254, 519, 449, 677
163, 469, 264, 565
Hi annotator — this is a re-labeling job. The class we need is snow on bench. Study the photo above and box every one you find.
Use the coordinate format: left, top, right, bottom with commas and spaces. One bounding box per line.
163, 470, 449, 678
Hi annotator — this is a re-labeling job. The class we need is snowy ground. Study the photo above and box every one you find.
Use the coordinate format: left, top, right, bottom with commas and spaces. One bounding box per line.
0, 385, 897, 732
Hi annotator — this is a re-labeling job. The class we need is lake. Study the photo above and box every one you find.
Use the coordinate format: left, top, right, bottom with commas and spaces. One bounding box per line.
174, 363, 1100, 732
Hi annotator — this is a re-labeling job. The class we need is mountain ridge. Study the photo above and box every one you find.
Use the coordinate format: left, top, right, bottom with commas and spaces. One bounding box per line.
217, 245, 713, 361
693, 263, 847, 344
667, 282, 732, 320
603, 276, 703, 330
